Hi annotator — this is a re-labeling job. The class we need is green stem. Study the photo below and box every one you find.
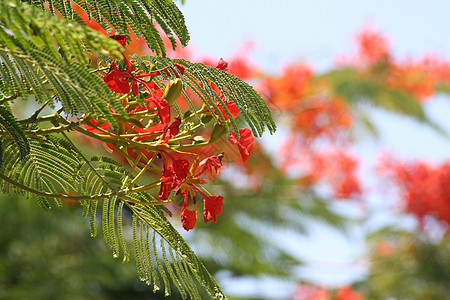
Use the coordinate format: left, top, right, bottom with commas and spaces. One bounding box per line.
0, 173, 114, 201
25, 122, 81, 135
125, 181, 161, 194
79, 119, 160, 150
120, 195, 174, 206
128, 152, 158, 187
174, 141, 210, 151
121, 153, 143, 189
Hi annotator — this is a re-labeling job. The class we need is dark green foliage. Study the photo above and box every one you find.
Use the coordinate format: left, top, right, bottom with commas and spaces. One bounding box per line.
0, 192, 209, 300
25, 0, 190, 56
0, 134, 80, 208
355, 228, 450, 300
0, 0, 127, 123
0, 105, 30, 160
0, 135, 227, 298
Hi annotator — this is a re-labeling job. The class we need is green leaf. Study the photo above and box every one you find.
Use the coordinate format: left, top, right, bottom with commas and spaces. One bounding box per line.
26, 0, 190, 56
0, 134, 81, 207
0, 105, 29, 159
0, 0, 127, 122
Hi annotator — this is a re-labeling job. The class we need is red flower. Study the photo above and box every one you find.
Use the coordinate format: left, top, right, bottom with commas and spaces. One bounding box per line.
196, 153, 224, 180
356, 27, 390, 64
150, 63, 186, 78
103, 61, 132, 94
377, 156, 450, 227
216, 58, 228, 71
158, 158, 190, 200
202, 195, 223, 223
158, 153, 225, 230
109, 34, 127, 47
336, 286, 365, 300
158, 153, 225, 201
229, 128, 254, 162
181, 207, 197, 231
103, 68, 172, 125
147, 92, 171, 125
101, 59, 151, 96
165, 63, 185, 77
213, 97, 240, 121
101, 49, 173, 98
84, 120, 110, 134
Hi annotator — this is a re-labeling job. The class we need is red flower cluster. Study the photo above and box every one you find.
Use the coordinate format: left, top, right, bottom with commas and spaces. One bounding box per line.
82, 35, 256, 231
293, 283, 364, 300
387, 57, 445, 101
261, 62, 313, 110
260, 63, 353, 140
281, 140, 362, 200
377, 155, 450, 228
343, 28, 450, 101
159, 153, 224, 230
356, 27, 390, 65
376, 241, 396, 257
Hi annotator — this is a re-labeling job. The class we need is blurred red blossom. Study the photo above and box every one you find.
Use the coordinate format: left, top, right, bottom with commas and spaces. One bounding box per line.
280, 137, 362, 200
294, 283, 364, 300
341, 27, 450, 101
356, 27, 390, 64
376, 154, 450, 229
376, 241, 396, 257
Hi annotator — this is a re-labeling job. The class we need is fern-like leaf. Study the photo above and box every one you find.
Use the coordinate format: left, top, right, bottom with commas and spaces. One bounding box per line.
129, 203, 226, 299
0, 134, 81, 207
26, 0, 190, 56
0, 105, 30, 159
0, 0, 127, 123
76, 155, 225, 298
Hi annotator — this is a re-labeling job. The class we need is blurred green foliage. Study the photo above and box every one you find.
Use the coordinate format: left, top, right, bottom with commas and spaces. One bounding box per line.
0, 193, 190, 300
355, 228, 450, 300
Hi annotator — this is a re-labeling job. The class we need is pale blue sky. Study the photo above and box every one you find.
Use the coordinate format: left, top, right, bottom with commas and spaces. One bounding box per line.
179, 1, 450, 298
180, 0, 450, 161
181, 0, 450, 71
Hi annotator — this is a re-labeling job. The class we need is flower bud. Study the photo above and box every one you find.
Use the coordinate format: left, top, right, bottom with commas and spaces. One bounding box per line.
201, 114, 213, 124
193, 136, 208, 144
162, 78, 182, 105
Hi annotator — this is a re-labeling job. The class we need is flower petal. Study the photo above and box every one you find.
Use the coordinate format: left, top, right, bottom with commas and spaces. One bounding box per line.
181, 207, 197, 231
203, 195, 223, 223
158, 158, 190, 199
162, 118, 181, 143
131, 79, 140, 96
196, 153, 224, 179
150, 95, 171, 124
229, 128, 255, 162
103, 62, 130, 94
